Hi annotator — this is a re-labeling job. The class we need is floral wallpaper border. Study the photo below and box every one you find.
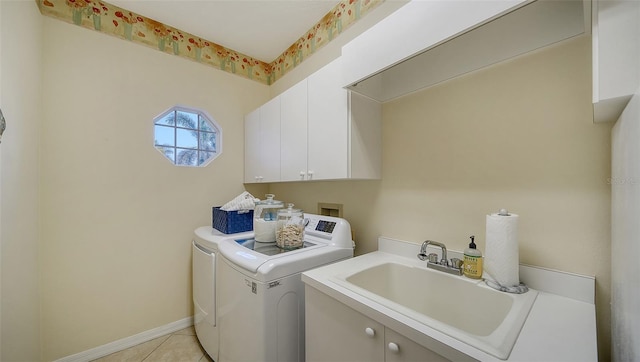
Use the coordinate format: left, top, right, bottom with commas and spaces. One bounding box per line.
36, 0, 383, 85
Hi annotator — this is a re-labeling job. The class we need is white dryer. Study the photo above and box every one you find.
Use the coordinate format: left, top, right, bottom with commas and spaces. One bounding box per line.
192, 227, 253, 361
217, 213, 354, 362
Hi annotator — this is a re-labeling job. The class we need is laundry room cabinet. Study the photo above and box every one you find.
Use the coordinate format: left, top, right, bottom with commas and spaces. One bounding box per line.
306, 57, 381, 181
591, 0, 640, 123
280, 79, 309, 181
341, 0, 588, 103
305, 286, 449, 362
244, 97, 280, 183
245, 57, 381, 183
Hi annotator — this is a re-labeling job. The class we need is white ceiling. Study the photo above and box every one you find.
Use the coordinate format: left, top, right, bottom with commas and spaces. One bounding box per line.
107, 0, 341, 62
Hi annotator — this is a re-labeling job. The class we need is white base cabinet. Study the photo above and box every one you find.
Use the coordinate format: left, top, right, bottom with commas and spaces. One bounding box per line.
305, 286, 449, 362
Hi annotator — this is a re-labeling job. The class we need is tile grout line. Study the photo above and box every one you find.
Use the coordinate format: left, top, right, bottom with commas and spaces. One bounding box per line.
140, 334, 172, 362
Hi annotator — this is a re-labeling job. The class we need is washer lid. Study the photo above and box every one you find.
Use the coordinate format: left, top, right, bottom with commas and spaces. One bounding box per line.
193, 226, 254, 251
219, 237, 326, 273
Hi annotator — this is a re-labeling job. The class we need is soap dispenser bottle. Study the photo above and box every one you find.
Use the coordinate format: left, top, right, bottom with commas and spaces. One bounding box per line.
463, 235, 483, 279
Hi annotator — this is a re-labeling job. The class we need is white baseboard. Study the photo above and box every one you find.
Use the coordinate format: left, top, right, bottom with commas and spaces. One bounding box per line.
54, 316, 194, 362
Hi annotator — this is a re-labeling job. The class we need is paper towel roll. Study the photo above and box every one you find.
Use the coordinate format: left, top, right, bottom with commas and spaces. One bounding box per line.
485, 211, 520, 287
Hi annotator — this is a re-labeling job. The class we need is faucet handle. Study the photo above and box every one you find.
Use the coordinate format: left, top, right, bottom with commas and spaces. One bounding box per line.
428, 253, 438, 263
450, 258, 463, 269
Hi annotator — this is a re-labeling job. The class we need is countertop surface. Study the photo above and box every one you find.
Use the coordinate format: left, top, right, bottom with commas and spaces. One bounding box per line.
302, 238, 597, 362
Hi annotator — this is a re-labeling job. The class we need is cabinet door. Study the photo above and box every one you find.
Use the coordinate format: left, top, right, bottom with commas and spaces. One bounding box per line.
592, 0, 640, 122
349, 92, 382, 179
306, 286, 384, 362
385, 328, 450, 362
308, 57, 349, 180
280, 79, 308, 181
259, 97, 281, 182
244, 108, 261, 183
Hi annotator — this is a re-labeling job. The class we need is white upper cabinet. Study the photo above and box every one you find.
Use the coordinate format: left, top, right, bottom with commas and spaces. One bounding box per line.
307, 57, 381, 181
260, 98, 281, 182
307, 58, 350, 181
592, 0, 640, 123
244, 108, 261, 183
280, 79, 309, 181
342, 0, 589, 102
244, 97, 280, 183
245, 57, 381, 184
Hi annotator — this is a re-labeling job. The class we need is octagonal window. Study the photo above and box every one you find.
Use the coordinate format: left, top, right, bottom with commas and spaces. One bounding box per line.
154, 106, 222, 167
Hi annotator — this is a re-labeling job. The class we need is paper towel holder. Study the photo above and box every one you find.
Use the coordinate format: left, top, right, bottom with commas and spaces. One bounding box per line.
486, 208, 527, 293
485, 276, 529, 294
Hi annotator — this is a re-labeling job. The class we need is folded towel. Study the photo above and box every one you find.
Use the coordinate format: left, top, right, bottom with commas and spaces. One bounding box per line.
220, 191, 258, 212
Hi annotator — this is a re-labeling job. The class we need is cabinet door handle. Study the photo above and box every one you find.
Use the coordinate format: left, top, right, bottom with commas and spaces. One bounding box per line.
388, 342, 400, 354
307, 170, 314, 179
300, 171, 306, 179
364, 327, 375, 337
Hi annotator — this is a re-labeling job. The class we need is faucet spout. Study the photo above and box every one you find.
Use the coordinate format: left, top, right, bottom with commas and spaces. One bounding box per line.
418, 240, 448, 265
418, 239, 462, 275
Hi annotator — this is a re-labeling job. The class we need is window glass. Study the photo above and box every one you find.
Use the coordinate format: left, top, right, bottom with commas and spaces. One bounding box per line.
155, 113, 175, 126
154, 125, 174, 146
153, 106, 222, 166
176, 128, 198, 149
200, 116, 214, 132
200, 131, 216, 151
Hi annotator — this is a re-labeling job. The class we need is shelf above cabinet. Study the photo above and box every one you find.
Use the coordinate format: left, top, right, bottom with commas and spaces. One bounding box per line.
342, 0, 590, 103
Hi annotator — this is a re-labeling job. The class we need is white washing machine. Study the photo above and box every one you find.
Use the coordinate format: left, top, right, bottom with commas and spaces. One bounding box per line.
192, 226, 253, 361
217, 213, 354, 362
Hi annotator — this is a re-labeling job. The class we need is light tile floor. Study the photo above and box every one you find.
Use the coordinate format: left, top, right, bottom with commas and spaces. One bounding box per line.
92, 327, 213, 362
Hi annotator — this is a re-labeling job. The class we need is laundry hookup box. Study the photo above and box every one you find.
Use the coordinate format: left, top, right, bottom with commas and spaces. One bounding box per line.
212, 207, 254, 234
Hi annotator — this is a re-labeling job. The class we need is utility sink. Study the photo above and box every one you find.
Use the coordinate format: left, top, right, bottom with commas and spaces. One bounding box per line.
333, 262, 538, 359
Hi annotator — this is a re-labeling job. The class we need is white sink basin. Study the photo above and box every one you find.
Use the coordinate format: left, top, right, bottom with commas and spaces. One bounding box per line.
333, 262, 538, 359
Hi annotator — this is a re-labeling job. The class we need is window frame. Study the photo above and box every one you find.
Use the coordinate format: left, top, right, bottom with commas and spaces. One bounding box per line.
153, 105, 223, 167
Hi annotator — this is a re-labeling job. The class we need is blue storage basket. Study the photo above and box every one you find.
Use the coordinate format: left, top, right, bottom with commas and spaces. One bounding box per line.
212, 207, 254, 234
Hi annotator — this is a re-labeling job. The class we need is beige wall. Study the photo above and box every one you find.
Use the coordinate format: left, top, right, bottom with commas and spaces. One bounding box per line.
611, 89, 640, 361
268, 1, 407, 98
0, 7, 613, 360
269, 35, 612, 360
40, 18, 269, 360
0, 1, 43, 361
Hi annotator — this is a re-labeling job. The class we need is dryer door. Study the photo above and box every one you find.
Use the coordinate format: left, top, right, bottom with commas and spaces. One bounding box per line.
193, 241, 216, 325
192, 240, 218, 359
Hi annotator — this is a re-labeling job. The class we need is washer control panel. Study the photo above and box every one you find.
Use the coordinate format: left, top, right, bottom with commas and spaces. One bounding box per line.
304, 214, 351, 246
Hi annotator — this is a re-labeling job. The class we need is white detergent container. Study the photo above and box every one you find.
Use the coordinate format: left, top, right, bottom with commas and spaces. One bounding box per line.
253, 194, 284, 242
217, 213, 354, 361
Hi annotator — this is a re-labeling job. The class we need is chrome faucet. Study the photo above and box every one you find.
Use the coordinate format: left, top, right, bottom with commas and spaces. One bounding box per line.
417, 240, 462, 275
418, 240, 448, 265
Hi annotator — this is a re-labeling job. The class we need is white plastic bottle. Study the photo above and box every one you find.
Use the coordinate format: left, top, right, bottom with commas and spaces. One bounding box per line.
463, 235, 483, 279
